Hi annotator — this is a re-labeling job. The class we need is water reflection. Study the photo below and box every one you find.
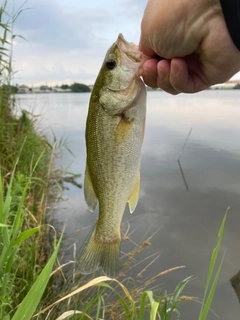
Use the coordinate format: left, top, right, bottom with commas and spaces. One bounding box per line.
177, 127, 192, 191
16, 90, 240, 319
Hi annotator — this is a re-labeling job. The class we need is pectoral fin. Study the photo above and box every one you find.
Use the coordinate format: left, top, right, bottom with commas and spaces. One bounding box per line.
84, 164, 97, 212
128, 173, 140, 213
115, 116, 134, 144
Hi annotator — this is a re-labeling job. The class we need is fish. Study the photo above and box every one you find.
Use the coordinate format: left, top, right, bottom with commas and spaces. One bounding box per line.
79, 33, 148, 278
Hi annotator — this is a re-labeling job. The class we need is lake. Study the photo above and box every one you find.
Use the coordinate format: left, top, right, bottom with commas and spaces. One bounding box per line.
16, 90, 240, 319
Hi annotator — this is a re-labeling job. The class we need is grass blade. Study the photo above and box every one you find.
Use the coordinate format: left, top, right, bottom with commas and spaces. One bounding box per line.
139, 291, 148, 320
11, 233, 62, 320
145, 291, 159, 320
12, 226, 40, 246
199, 254, 225, 320
198, 209, 228, 319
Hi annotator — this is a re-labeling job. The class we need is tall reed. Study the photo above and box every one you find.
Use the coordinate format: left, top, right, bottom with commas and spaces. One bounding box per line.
0, 1, 62, 318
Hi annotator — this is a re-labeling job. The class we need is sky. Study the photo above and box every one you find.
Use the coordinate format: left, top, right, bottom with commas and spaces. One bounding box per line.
3, 0, 240, 87
6, 0, 147, 87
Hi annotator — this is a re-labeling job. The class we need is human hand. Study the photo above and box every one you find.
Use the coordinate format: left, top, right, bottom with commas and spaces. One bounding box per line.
139, 0, 240, 94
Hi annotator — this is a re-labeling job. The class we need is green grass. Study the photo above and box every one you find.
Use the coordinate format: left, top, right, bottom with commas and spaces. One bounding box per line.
198, 208, 228, 320
0, 2, 63, 318
0, 146, 62, 319
11, 231, 62, 320
33, 210, 227, 320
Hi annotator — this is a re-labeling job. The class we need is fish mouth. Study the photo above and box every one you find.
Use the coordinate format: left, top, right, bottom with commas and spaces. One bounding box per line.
102, 34, 146, 116
116, 33, 149, 64
106, 34, 148, 94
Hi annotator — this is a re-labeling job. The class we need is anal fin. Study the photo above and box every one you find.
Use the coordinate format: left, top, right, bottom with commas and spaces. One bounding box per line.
128, 172, 140, 213
84, 164, 97, 212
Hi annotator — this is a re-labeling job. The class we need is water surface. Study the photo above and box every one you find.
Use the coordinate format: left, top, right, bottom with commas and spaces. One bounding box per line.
17, 90, 240, 319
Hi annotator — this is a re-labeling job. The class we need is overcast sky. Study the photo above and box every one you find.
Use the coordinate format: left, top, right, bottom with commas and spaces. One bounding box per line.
4, 0, 240, 87
7, 0, 146, 86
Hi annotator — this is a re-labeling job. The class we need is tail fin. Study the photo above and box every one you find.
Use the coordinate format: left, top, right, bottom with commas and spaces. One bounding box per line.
78, 229, 120, 278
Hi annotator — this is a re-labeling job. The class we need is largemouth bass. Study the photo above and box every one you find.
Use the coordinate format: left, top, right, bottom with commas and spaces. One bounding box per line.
79, 34, 147, 277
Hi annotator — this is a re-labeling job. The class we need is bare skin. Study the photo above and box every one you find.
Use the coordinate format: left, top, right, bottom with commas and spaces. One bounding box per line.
139, 0, 240, 94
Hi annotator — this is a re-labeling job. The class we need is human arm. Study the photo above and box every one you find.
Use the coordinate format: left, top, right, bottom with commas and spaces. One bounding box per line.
139, 0, 240, 94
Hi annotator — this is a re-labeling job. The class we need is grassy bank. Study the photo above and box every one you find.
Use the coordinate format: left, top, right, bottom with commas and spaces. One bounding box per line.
0, 2, 62, 319
32, 210, 226, 320
0, 87, 58, 318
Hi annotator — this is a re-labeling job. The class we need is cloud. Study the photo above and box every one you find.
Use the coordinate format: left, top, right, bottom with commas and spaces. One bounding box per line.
9, 0, 147, 86
14, 0, 112, 50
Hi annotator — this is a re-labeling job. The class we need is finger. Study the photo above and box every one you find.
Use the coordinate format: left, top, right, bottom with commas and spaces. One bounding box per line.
156, 60, 180, 95
141, 59, 159, 88
139, 35, 156, 57
169, 58, 208, 93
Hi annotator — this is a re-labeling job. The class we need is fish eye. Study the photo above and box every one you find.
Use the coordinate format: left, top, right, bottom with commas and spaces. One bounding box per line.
106, 59, 116, 70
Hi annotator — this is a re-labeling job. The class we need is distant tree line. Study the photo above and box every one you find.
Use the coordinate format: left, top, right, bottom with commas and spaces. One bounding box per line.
61, 83, 91, 92
233, 83, 240, 89
5, 82, 239, 93
0, 83, 92, 93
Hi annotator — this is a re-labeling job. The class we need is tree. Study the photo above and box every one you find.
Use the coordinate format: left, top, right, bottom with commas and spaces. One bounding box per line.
40, 85, 48, 91
70, 83, 91, 92
233, 83, 240, 89
61, 84, 69, 90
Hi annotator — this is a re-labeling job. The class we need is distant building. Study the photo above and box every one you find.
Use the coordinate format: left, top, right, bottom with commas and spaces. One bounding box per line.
18, 85, 30, 93
31, 87, 42, 93
52, 87, 71, 93
211, 79, 240, 89
226, 79, 240, 85
31, 86, 52, 93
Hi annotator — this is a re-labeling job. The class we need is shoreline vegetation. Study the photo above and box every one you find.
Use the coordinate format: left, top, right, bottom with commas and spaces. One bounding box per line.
0, 1, 65, 318
15, 83, 91, 94
0, 1, 234, 319
9, 81, 240, 94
